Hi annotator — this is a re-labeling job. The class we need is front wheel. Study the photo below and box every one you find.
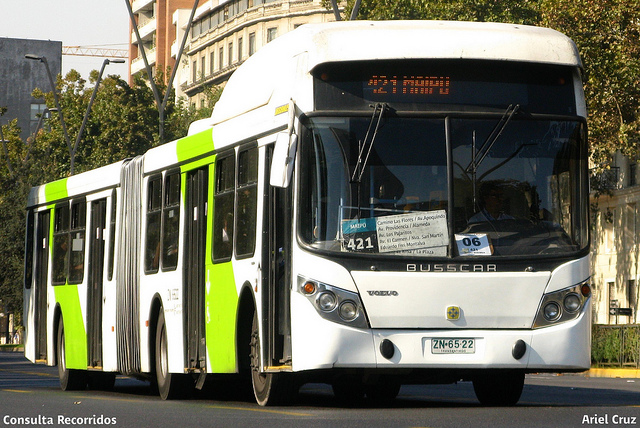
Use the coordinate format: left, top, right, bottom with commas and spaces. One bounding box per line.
249, 310, 295, 406
473, 371, 524, 406
57, 317, 86, 391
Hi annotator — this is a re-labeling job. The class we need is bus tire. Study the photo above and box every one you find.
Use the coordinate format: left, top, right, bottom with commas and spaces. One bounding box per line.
56, 318, 87, 391
155, 311, 191, 400
332, 375, 365, 405
473, 371, 524, 406
365, 378, 401, 404
249, 310, 295, 406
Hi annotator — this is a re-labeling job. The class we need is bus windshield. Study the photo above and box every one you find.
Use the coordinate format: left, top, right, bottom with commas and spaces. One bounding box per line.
298, 115, 588, 258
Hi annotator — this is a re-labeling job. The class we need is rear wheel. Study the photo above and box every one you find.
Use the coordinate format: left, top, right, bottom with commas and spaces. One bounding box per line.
249, 310, 295, 406
57, 318, 87, 391
473, 371, 525, 406
155, 311, 192, 400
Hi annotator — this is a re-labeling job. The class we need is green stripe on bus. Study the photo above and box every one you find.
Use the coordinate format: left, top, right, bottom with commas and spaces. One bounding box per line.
44, 178, 68, 203
206, 262, 238, 373
54, 285, 87, 370
176, 128, 215, 164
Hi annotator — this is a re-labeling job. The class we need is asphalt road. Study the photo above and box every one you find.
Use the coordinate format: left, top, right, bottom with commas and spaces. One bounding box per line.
1, 352, 639, 428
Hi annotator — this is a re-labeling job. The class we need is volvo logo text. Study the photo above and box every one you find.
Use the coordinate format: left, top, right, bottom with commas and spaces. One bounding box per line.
367, 290, 399, 296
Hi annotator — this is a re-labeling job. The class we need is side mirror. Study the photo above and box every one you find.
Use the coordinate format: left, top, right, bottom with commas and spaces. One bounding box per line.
270, 131, 298, 188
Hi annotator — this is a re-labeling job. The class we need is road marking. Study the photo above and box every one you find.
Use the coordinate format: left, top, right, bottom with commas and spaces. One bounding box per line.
207, 405, 313, 417
2, 389, 32, 393
0, 369, 57, 378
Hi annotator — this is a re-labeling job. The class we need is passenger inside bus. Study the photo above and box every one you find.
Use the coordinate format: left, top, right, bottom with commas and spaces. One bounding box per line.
468, 181, 515, 223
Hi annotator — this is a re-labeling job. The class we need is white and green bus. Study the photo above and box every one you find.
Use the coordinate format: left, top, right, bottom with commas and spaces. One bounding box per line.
23, 21, 591, 406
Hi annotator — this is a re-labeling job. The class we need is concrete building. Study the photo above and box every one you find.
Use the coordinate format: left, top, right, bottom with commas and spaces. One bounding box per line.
128, 0, 341, 103
182, 0, 339, 106
129, 0, 197, 85
0, 38, 62, 144
590, 152, 640, 325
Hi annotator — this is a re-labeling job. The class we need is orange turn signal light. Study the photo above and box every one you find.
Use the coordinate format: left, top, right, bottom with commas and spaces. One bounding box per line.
302, 281, 317, 295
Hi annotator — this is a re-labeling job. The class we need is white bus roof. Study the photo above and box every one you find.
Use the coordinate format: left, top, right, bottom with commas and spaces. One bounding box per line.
27, 160, 125, 208
211, 20, 582, 124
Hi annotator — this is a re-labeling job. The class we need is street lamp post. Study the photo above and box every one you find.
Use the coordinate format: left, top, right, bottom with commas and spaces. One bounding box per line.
75, 58, 125, 161
25, 54, 75, 174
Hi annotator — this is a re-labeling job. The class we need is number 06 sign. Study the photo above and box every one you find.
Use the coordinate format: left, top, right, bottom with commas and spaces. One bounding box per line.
455, 233, 492, 256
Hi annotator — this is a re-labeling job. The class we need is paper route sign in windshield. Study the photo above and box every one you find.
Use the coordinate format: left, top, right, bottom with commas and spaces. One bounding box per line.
341, 210, 449, 255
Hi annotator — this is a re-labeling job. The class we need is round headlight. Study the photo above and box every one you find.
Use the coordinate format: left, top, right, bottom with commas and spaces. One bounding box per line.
317, 291, 337, 312
564, 294, 581, 313
339, 301, 358, 321
543, 302, 561, 321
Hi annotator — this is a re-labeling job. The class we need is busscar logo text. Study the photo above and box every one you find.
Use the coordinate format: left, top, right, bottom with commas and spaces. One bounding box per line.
407, 263, 497, 272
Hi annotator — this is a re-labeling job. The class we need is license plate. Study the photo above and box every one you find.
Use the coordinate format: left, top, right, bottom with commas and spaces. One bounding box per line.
431, 338, 476, 354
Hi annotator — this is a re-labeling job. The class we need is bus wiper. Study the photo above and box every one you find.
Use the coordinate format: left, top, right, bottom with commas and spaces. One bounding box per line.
351, 102, 387, 184
465, 104, 520, 174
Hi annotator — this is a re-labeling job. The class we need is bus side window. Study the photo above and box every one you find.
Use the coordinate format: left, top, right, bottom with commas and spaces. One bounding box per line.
145, 175, 163, 273
213, 153, 235, 262
236, 146, 258, 258
52, 203, 70, 285
68, 200, 86, 284
162, 171, 181, 270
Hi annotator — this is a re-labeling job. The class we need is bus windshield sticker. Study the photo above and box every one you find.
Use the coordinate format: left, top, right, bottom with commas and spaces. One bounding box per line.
341, 210, 449, 254
455, 233, 493, 256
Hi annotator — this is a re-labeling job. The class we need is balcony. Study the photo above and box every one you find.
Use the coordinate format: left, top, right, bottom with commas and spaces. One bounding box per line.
132, 0, 154, 14
131, 48, 156, 75
132, 16, 157, 44
591, 167, 622, 191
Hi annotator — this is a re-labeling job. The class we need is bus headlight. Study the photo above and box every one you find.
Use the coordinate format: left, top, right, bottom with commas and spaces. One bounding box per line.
339, 301, 358, 321
533, 281, 590, 328
317, 292, 338, 312
543, 302, 561, 321
563, 293, 581, 313
298, 276, 369, 328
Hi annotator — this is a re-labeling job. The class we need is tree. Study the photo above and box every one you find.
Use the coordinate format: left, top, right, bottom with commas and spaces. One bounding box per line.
331, 0, 541, 24
0, 68, 218, 325
541, 0, 640, 173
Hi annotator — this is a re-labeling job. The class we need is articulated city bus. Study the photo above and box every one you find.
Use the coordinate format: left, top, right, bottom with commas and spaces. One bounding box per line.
23, 21, 591, 406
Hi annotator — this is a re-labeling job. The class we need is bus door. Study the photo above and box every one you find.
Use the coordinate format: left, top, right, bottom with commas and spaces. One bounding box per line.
185, 168, 208, 371
87, 199, 107, 368
263, 146, 292, 367
35, 210, 50, 362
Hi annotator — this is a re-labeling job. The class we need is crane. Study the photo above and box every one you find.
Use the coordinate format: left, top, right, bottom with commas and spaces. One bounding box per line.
63, 45, 128, 58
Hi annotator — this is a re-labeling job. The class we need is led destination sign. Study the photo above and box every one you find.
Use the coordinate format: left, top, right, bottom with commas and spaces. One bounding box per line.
367, 75, 451, 96
314, 60, 576, 114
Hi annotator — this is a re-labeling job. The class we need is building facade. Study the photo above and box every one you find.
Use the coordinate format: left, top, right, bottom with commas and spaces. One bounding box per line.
590, 152, 640, 325
182, 0, 339, 106
129, 0, 341, 103
0, 38, 62, 144
129, 0, 197, 84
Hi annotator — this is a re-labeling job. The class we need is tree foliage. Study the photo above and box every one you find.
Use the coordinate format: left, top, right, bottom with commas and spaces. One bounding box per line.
0, 69, 217, 321
540, 0, 640, 171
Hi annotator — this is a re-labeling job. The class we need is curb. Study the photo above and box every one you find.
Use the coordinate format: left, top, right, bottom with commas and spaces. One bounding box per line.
585, 368, 640, 378
0, 346, 24, 353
